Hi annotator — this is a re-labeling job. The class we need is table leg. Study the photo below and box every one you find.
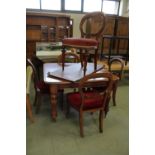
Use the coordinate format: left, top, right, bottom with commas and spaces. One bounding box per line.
50, 85, 58, 121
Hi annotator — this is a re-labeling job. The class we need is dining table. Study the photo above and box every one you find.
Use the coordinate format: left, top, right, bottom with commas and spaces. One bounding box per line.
43, 62, 115, 121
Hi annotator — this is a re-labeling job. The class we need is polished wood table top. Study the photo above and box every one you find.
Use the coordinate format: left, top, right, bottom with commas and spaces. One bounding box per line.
46, 63, 104, 82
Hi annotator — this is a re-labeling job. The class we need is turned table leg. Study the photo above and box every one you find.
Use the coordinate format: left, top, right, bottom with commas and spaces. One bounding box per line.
50, 85, 58, 121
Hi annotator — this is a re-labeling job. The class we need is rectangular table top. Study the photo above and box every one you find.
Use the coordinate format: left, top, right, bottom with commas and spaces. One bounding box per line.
47, 63, 105, 82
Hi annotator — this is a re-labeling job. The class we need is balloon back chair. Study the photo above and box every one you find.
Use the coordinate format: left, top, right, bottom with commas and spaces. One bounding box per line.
61, 11, 105, 75
66, 72, 113, 137
108, 58, 125, 106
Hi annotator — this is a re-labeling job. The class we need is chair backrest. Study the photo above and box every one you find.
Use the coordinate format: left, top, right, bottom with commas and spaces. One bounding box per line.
57, 51, 80, 65
80, 11, 105, 40
109, 58, 125, 80
26, 58, 39, 86
78, 72, 113, 110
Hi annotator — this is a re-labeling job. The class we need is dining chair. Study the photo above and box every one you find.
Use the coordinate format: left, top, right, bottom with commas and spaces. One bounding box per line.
66, 72, 113, 137
109, 58, 125, 106
26, 65, 34, 123
57, 51, 80, 110
61, 11, 105, 75
27, 58, 50, 113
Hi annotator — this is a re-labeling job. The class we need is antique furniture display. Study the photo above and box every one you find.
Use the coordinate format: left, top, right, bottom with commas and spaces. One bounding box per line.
43, 63, 113, 121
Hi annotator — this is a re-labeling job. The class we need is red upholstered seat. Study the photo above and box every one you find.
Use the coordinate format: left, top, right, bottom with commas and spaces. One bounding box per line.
67, 92, 103, 110
63, 38, 98, 48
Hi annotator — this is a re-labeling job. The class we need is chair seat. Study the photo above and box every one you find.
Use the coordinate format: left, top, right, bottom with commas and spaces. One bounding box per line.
63, 38, 98, 49
36, 81, 49, 93
67, 92, 103, 110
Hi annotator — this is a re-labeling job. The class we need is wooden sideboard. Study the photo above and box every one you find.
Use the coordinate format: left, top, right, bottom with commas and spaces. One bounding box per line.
26, 12, 73, 58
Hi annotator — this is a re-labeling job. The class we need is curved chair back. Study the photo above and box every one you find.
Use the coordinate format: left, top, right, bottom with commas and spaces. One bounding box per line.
78, 72, 113, 110
109, 58, 125, 80
80, 12, 105, 40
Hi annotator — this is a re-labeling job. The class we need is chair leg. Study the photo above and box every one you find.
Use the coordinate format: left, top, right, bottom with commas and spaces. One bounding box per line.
79, 111, 84, 137
104, 97, 110, 117
26, 94, 34, 123
112, 81, 118, 106
99, 110, 103, 133
59, 89, 64, 111
35, 93, 42, 114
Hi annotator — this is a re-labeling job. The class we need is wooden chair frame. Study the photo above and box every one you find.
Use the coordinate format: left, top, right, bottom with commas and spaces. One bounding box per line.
67, 72, 113, 137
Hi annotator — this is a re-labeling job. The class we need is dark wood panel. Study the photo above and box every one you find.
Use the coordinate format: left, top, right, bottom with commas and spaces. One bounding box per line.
102, 15, 129, 52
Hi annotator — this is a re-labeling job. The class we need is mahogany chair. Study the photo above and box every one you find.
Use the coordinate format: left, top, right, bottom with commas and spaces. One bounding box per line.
66, 72, 113, 137
93, 58, 124, 106
61, 12, 105, 75
27, 58, 50, 113
57, 51, 80, 110
109, 58, 125, 106
26, 66, 34, 123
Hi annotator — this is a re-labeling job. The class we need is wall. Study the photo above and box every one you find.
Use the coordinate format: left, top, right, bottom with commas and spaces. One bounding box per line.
120, 0, 129, 17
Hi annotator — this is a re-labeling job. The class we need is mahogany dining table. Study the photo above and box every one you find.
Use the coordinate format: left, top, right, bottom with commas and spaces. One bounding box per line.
43, 62, 116, 121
